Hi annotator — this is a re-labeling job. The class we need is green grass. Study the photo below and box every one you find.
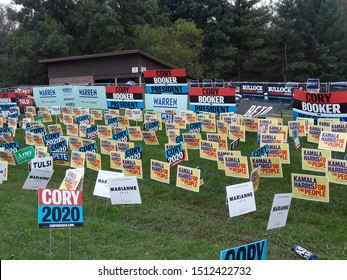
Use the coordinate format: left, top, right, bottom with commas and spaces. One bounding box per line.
0, 109, 346, 260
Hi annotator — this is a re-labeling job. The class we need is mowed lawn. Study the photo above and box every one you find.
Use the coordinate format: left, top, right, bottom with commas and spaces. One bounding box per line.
0, 109, 346, 260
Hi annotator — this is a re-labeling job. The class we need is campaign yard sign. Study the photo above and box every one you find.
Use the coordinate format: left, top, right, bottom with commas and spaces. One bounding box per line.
291, 173, 329, 203
93, 170, 124, 198
226, 181, 256, 218
124, 145, 143, 160
106, 86, 144, 109
189, 87, 236, 114
199, 140, 218, 161
176, 165, 201, 193
38, 188, 83, 228
14, 146, 35, 164
107, 176, 141, 205
22, 169, 54, 190
29, 156, 53, 171
267, 193, 292, 230
122, 159, 143, 179
217, 150, 241, 170
302, 148, 331, 172
150, 159, 170, 184
318, 131, 347, 152
144, 68, 188, 94
220, 240, 267, 260
224, 156, 249, 179
251, 157, 283, 178
165, 143, 185, 167
142, 131, 159, 145
326, 158, 347, 185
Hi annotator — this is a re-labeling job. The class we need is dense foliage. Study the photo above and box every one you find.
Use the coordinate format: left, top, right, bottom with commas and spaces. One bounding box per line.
1, 0, 347, 86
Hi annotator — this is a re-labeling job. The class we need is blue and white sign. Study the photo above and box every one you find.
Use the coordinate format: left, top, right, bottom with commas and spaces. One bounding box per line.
220, 240, 267, 260
145, 94, 188, 113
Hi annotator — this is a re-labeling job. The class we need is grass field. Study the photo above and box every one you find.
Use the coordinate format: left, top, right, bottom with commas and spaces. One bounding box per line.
0, 109, 346, 260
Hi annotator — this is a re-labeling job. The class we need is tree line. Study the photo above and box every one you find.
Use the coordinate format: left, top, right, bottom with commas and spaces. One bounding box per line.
0, 0, 347, 87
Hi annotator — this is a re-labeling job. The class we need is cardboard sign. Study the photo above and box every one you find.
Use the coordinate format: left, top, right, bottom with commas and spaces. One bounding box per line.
86, 151, 101, 171
229, 124, 246, 142
268, 125, 288, 143
32, 134, 45, 147
182, 133, 201, 149
90, 109, 103, 120
288, 120, 306, 137
326, 158, 347, 185
78, 142, 97, 153
35, 146, 49, 158
226, 181, 256, 218
164, 143, 184, 167
0, 161, 8, 181
260, 133, 283, 146
121, 159, 143, 179
93, 170, 124, 198
69, 137, 83, 151
267, 144, 290, 164
49, 139, 68, 153
251, 144, 269, 158
124, 145, 142, 160
201, 118, 216, 133
150, 159, 170, 184
142, 131, 159, 145
30, 156, 53, 171
0, 164, 4, 184
250, 166, 261, 191
318, 131, 347, 152
199, 140, 218, 161
207, 133, 228, 150
14, 146, 35, 164
224, 155, 249, 179
51, 151, 69, 166
243, 117, 258, 132
267, 193, 292, 230
0, 141, 19, 154
43, 132, 61, 147
97, 125, 112, 139
291, 173, 329, 202
107, 176, 141, 205
217, 150, 241, 170
0, 151, 16, 165
128, 126, 142, 141
100, 139, 116, 155
250, 157, 283, 178
142, 120, 160, 132
110, 151, 124, 170
115, 142, 133, 153
59, 169, 83, 191
331, 122, 347, 133
112, 128, 129, 142
79, 124, 89, 138
70, 151, 85, 169
176, 165, 201, 193
86, 125, 98, 139
22, 168, 54, 190
230, 138, 240, 151
66, 124, 79, 137
220, 240, 267, 260
292, 129, 301, 149
302, 148, 331, 172
216, 120, 228, 135
38, 188, 83, 228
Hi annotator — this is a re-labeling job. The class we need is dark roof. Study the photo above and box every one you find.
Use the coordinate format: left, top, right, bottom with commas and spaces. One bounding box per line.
39, 49, 177, 68
39, 49, 199, 80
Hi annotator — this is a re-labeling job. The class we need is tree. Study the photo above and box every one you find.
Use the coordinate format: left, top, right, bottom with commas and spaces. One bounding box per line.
228, 0, 271, 81
135, 18, 204, 77
271, 0, 347, 82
